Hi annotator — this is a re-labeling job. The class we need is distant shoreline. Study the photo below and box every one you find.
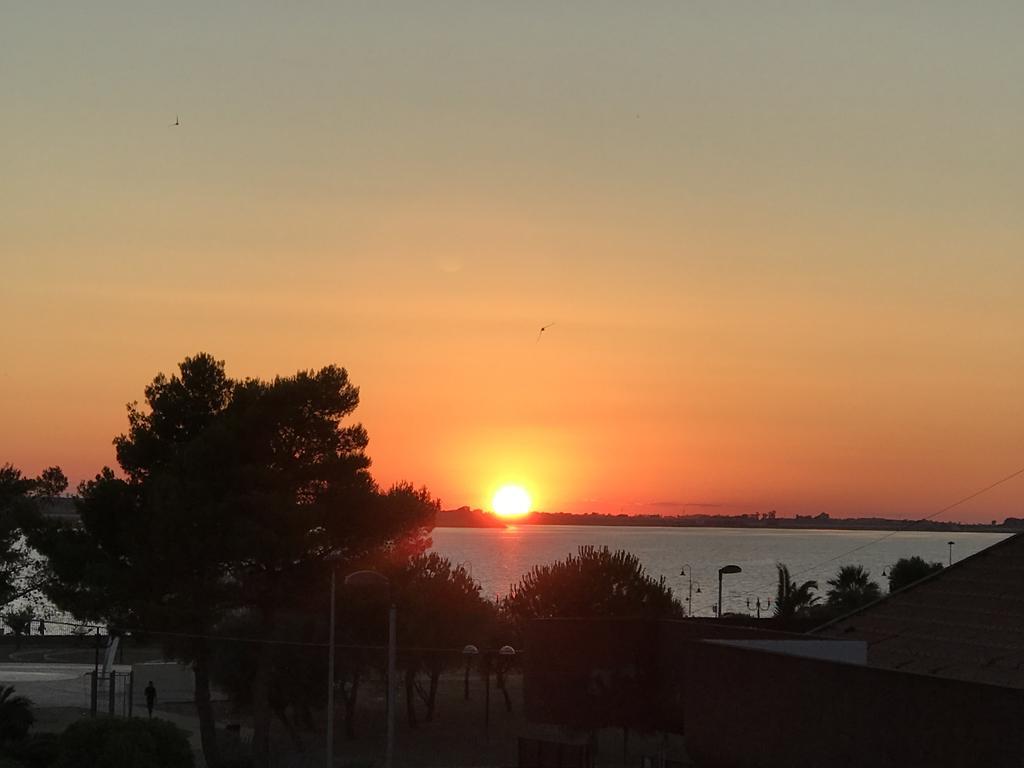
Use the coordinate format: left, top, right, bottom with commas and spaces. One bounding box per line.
436, 508, 1022, 534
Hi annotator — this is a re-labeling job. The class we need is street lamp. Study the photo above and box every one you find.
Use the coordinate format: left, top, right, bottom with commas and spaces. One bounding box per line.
746, 597, 771, 619
462, 644, 479, 700
680, 565, 695, 618
948, 541, 955, 566
717, 565, 742, 619
344, 570, 396, 768
324, 555, 343, 768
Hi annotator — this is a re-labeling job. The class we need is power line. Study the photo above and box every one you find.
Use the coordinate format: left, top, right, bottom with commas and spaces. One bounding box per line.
691, 463, 1024, 616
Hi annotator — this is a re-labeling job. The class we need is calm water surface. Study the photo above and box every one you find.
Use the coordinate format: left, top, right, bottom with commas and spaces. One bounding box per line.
430, 525, 1009, 616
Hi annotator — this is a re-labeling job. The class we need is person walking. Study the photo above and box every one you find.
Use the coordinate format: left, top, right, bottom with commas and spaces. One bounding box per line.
36, 619, 45, 636
144, 681, 157, 718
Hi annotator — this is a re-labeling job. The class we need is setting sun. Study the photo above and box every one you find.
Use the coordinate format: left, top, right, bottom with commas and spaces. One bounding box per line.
492, 485, 532, 519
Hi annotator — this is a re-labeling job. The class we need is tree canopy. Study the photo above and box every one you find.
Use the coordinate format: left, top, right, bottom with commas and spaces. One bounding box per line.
31, 353, 438, 768
773, 564, 819, 620
887, 556, 943, 593
502, 546, 682, 637
0, 464, 44, 610
825, 565, 882, 614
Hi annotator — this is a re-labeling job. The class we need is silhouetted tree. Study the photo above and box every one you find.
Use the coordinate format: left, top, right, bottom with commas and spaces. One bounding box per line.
32, 354, 437, 768
0, 464, 41, 608
502, 546, 682, 640
773, 564, 819, 620
31, 354, 236, 767
390, 553, 491, 727
31, 466, 68, 499
825, 565, 881, 614
887, 556, 943, 593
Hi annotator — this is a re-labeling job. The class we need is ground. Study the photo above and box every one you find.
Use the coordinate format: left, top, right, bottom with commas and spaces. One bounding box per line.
0, 638, 683, 767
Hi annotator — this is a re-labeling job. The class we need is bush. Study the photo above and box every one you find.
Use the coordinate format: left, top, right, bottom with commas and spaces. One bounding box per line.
0, 687, 33, 745
55, 718, 193, 768
1, 733, 60, 767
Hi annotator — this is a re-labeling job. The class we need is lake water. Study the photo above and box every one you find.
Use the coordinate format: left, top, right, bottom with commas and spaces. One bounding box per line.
430, 525, 1009, 616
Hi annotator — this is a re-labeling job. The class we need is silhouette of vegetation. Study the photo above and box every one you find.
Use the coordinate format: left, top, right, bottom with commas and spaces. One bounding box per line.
773, 564, 819, 620
887, 556, 943, 593
391, 553, 492, 727
31, 353, 438, 768
0, 464, 42, 609
825, 565, 882, 614
2, 609, 34, 649
54, 717, 193, 768
502, 546, 682, 638
0, 686, 33, 746
31, 466, 68, 500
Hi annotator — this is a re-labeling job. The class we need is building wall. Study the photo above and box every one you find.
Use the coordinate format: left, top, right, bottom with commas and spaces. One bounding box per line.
682, 641, 1024, 768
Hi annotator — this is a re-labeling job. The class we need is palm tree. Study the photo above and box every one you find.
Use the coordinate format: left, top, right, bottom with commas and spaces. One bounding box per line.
773, 564, 819, 620
826, 565, 882, 613
0, 685, 33, 744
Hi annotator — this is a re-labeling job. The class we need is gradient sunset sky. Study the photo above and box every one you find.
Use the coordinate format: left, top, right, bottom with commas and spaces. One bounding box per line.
3, 4, 1022, 520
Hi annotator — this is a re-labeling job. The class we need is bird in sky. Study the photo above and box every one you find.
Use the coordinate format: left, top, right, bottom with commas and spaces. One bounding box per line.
536, 323, 555, 342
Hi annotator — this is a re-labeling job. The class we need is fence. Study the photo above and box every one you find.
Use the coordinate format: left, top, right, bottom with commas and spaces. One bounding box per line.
89, 670, 134, 717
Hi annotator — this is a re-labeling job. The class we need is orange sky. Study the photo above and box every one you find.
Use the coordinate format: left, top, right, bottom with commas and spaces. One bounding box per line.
3, 5, 1023, 520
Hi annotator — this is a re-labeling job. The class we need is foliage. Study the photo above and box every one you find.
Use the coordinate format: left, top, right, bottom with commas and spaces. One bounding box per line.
0, 732, 59, 768
502, 546, 682, 638
825, 565, 882, 614
773, 564, 819, 620
30, 468, 68, 500
0, 687, 33, 745
31, 354, 438, 768
0, 465, 41, 609
2, 610, 34, 641
888, 556, 943, 593
390, 553, 492, 726
54, 717, 193, 768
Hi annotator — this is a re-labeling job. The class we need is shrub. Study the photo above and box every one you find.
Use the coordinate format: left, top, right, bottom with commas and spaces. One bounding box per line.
0, 687, 33, 745
1, 733, 60, 767
55, 718, 193, 768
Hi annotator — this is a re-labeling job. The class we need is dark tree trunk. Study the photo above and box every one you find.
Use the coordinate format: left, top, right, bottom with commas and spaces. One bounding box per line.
497, 668, 513, 713
274, 705, 305, 752
193, 640, 222, 768
343, 669, 361, 741
424, 668, 440, 722
404, 667, 418, 728
251, 639, 276, 768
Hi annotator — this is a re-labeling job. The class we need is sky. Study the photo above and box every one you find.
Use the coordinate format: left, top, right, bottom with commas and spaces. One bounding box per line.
2, 3, 1022, 521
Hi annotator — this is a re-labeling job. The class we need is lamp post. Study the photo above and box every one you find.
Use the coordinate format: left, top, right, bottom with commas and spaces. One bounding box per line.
326, 564, 337, 768
680, 565, 694, 618
344, 570, 396, 768
717, 565, 742, 619
948, 541, 955, 566
462, 644, 479, 700
746, 597, 771, 619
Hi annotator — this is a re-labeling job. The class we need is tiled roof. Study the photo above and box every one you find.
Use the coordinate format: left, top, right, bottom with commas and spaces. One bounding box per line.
816, 533, 1024, 688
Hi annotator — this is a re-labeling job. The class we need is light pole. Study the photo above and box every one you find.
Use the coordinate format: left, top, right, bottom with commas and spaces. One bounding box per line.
326, 565, 337, 768
747, 597, 771, 619
680, 565, 693, 617
344, 570, 396, 768
462, 644, 479, 700
717, 565, 742, 619
948, 541, 955, 566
